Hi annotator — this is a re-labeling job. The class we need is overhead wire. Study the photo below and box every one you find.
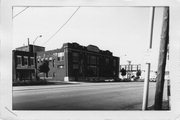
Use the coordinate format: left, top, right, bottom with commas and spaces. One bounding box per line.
43, 6, 80, 45
13, 7, 29, 19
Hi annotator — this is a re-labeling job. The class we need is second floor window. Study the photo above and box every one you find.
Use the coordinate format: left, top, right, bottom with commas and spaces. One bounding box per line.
24, 56, 28, 66
105, 58, 110, 65
72, 52, 79, 63
30, 57, 34, 66
17, 55, 22, 66
113, 59, 116, 67
90, 56, 96, 65
57, 52, 64, 61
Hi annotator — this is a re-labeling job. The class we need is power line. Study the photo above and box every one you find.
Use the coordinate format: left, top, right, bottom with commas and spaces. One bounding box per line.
13, 7, 29, 19
43, 6, 80, 45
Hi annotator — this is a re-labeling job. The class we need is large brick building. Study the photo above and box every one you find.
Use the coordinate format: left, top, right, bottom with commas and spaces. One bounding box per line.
37, 42, 119, 82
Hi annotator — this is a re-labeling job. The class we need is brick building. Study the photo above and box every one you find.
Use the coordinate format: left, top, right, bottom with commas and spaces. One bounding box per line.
12, 44, 45, 82
16, 44, 45, 53
119, 64, 141, 78
37, 42, 119, 82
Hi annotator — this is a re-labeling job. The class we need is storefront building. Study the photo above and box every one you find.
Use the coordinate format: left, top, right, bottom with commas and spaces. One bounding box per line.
12, 45, 45, 82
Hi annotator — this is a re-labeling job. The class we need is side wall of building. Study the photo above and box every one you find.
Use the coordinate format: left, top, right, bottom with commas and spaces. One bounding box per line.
37, 48, 66, 81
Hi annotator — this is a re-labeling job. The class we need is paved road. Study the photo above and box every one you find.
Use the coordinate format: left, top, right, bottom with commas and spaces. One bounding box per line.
13, 82, 168, 110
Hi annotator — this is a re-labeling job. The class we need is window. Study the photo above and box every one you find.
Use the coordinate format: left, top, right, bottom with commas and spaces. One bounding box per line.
57, 57, 60, 61
57, 65, 64, 69
87, 55, 90, 64
73, 64, 79, 69
105, 58, 109, 64
53, 72, 56, 77
37, 56, 41, 59
90, 56, 96, 64
72, 52, 79, 62
24, 56, 28, 66
49, 57, 52, 61
88, 66, 97, 76
113, 59, 116, 67
30, 57, 34, 66
41, 58, 44, 62
52, 59, 55, 67
37, 59, 40, 63
97, 57, 99, 65
17, 55, 22, 66
57, 52, 64, 61
53, 53, 58, 57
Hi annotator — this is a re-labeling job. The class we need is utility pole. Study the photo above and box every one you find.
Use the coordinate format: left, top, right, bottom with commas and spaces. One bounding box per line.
154, 7, 169, 110
127, 60, 131, 79
142, 6, 155, 110
27, 38, 30, 51
32, 35, 42, 80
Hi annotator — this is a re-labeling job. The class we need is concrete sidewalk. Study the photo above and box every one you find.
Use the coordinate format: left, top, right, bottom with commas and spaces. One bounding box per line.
13, 81, 82, 91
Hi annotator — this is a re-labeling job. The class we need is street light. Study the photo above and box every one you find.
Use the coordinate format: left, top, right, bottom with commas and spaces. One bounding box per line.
32, 35, 42, 52
127, 60, 132, 79
32, 35, 42, 81
33, 35, 42, 46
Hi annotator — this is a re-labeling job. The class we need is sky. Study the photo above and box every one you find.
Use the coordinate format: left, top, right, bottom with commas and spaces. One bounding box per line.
13, 7, 164, 70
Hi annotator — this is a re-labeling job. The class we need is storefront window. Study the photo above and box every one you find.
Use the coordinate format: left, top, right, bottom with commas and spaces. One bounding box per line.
88, 66, 97, 76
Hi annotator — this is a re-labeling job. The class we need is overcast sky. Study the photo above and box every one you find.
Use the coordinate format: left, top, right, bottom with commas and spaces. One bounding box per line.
13, 7, 164, 70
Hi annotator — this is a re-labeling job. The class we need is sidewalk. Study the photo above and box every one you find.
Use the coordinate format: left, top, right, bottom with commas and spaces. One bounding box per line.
13, 81, 82, 91
13, 81, 145, 91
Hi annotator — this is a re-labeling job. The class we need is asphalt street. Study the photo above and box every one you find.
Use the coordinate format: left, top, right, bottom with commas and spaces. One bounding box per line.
13, 82, 168, 110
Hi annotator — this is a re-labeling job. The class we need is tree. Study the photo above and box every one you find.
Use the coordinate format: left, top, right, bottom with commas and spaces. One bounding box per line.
120, 68, 126, 78
136, 70, 141, 77
38, 60, 50, 80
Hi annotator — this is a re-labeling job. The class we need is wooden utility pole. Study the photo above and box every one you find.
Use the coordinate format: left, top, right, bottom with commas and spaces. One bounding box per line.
154, 7, 169, 110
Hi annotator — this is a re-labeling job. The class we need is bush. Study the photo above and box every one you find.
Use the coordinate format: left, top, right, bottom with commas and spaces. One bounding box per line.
114, 78, 122, 82
121, 78, 131, 82
13, 79, 48, 86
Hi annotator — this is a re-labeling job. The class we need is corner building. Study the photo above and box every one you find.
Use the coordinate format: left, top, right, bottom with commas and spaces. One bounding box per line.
12, 45, 45, 82
37, 43, 119, 82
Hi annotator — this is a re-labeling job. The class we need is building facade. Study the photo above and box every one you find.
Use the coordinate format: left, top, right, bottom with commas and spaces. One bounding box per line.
12, 50, 37, 82
120, 64, 141, 72
119, 64, 141, 78
12, 44, 45, 82
37, 42, 119, 82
